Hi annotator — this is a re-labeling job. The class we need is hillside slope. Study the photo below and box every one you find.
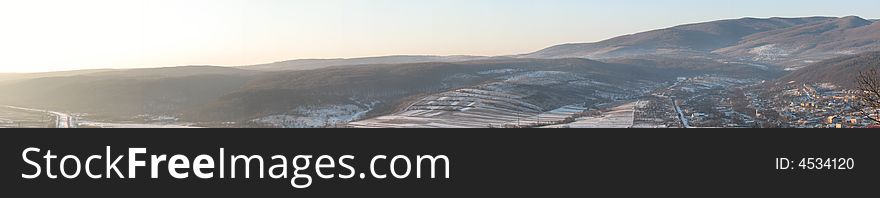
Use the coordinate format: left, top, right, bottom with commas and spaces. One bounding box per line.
523, 17, 831, 59
716, 16, 880, 68
779, 51, 880, 88
0, 66, 263, 119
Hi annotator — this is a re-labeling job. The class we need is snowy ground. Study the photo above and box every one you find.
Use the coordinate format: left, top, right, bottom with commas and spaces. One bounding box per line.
349, 70, 653, 128
748, 44, 793, 62
77, 121, 200, 128
501, 105, 589, 127
348, 86, 543, 128
541, 101, 643, 128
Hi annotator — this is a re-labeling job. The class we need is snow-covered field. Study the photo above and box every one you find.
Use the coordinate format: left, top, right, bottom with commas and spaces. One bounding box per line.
350, 69, 653, 128
541, 101, 642, 128
501, 105, 589, 126
3, 105, 203, 128
749, 44, 793, 62
348, 86, 543, 128
77, 121, 200, 128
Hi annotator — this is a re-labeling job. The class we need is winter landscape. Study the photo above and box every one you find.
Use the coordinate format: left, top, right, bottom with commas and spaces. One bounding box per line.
1, 1, 879, 128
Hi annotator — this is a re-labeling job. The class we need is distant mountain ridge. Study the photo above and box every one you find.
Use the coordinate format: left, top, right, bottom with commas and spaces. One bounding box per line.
241, 16, 880, 70
522, 17, 833, 59
240, 55, 495, 71
0, 69, 116, 83
523, 16, 880, 69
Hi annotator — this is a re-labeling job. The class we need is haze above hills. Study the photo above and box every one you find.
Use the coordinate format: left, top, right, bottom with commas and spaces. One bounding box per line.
4, 16, 878, 75
0, 16, 877, 127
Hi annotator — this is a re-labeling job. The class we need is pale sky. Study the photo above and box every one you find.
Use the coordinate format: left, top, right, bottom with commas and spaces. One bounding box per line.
0, 0, 878, 73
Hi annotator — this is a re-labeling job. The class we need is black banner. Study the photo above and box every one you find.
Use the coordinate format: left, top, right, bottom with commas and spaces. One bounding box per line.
3, 129, 877, 196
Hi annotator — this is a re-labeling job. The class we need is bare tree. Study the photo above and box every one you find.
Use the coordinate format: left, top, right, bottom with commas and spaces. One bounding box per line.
856, 68, 880, 123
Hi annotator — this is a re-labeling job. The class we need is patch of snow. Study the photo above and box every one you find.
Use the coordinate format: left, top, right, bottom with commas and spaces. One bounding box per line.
749, 44, 792, 62
835, 50, 857, 55
253, 104, 374, 128
818, 83, 838, 90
